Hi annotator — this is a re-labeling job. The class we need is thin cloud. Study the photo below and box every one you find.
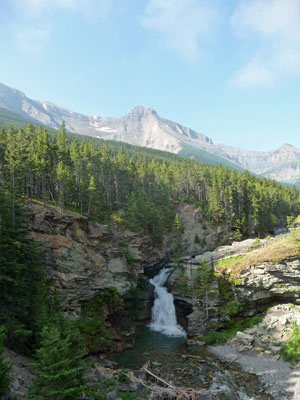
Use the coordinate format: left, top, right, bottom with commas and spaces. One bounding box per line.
6, 0, 114, 54
141, 0, 220, 61
231, 61, 274, 89
8, 0, 114, 20
231, 0, 300, 89
15, 24, 50, 54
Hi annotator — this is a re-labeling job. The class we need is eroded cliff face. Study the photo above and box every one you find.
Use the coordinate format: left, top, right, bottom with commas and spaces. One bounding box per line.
27, 202, 167, 316
27, 201, 300, 339
170, 234, 300, 337
234, 259, 300, 313
176, 203, 232, 255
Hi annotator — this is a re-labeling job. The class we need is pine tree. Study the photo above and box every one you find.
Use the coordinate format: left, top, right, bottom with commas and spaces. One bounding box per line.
195, 260, 214, 319
56, 122, 69, 163
29, 325, 87, 400
0, 188, 49, 353
0, 328, 11, 398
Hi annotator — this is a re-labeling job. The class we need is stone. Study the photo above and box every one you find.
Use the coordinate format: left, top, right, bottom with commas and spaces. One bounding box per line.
117, 383, 135, 392
236, 332, 254, 343
106, 390, 120, 400
107, 257, 127, 273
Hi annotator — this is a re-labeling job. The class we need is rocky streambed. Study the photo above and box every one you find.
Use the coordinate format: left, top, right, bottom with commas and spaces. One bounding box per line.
105, 327, 273, 400
5, 305, 300, 400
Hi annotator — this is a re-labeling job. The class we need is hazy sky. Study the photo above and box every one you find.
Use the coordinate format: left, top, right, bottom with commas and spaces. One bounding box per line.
1, 0, 300, 151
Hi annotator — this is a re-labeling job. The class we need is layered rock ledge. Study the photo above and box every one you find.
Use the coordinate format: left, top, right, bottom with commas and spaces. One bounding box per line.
27, 202, 167, 316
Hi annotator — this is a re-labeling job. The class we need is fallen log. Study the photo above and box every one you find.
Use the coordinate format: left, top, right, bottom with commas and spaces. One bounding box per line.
141, 360, 221, 399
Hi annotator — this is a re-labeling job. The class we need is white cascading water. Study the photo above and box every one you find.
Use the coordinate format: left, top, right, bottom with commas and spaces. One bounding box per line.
148, 268, 186, 337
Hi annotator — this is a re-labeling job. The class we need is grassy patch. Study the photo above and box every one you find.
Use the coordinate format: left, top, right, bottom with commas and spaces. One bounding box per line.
215, 230, 300, 277
200, 315, 263, 345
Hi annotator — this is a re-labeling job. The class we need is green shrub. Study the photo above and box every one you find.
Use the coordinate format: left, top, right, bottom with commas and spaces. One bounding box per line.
194, 234, 201, 244
102, 379, 116, 390
224, 299, 241, 317
76, 289, 124, 352
123, 249, 134, 265
281, 326, 300, 363
201, 315, 263, 345
118, 372, 130, 384
202, 330, 231, 345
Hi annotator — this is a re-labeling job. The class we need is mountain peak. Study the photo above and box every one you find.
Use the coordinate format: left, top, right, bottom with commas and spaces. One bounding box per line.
279, 143, 300, 152
130, 106, 157, 116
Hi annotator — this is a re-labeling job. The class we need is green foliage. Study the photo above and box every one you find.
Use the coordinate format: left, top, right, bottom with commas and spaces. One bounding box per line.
102, 379, 116, 390
253, 237, 260, 244
0, 328, 11, 397
194, 260, 215, 319
281, 326, 300, 363
171, 214, 184, 264
29, 324, 87, 400
118, 372, 130, 384
76, 289, 123, 353
201, 315, 263, 345
82, 289, 123, 315
223, 299, 241, 317
123, 249, 134, 266
287, 216, 295, 229
194, 234, 206, 247
0, 188, 50, 354
124, 189, 174, 241
0, 122, 299, 242
194, 233, 201, 244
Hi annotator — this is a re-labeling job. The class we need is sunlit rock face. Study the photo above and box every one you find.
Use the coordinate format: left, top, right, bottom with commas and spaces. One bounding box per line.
27, 202, 167, 317
233, 259, 300, 312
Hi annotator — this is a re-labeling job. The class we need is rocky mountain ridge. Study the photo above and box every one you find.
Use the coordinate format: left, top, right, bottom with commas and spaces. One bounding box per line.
1, 81, 300, 184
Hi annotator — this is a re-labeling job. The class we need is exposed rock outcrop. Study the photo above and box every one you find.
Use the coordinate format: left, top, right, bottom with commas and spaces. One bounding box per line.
234, 259, 300, 314
176, 203, 232, 256
171, 233, 300, 337
27, 202, 167, 316
210, 305, 300, 400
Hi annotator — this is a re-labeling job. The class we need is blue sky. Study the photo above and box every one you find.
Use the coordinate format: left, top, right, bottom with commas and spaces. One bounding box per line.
1, 0, 300, 151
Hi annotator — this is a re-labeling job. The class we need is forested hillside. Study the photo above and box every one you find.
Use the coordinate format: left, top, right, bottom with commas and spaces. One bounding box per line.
1, 122, 299, 239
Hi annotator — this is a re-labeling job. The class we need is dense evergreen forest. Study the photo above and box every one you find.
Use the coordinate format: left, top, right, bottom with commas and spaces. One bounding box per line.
1, 122, 300, 240
1, 120, 300, 398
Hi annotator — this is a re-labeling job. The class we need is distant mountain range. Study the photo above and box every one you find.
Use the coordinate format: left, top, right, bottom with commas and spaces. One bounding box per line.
1, 81, 300, 186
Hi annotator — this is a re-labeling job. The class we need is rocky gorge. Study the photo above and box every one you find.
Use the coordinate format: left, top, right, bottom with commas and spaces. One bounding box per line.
25, 201, 300, 344
25, 201, 229, 326
5, 200, 300, 399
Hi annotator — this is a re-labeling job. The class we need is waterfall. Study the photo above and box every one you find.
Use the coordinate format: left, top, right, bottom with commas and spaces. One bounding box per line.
148, 268, 186, 337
